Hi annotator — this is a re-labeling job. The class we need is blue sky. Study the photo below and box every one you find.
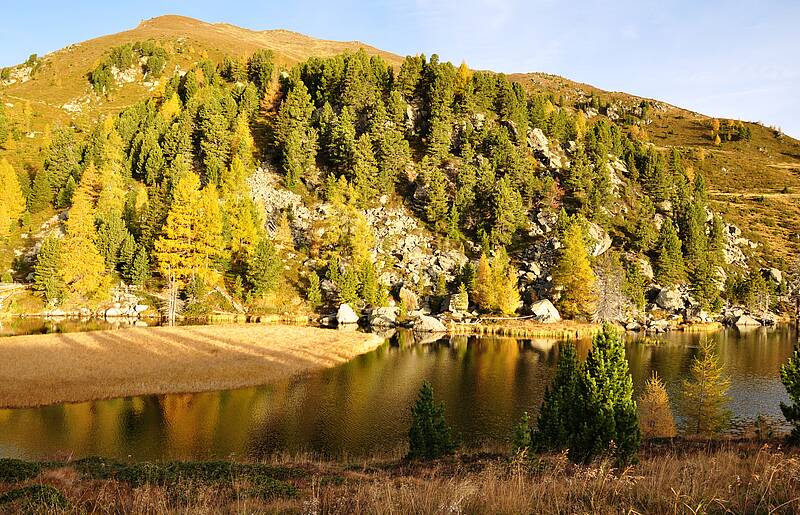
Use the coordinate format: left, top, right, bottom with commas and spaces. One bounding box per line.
2, 1, 798, 137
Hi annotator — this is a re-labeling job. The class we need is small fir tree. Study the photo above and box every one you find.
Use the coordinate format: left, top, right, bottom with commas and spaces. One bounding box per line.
533, 342, 581, 452
780, 346, 800, 442
408, 381, 457, 460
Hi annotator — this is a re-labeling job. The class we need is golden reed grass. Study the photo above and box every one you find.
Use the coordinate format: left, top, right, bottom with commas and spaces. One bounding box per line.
3, 440, 799, 514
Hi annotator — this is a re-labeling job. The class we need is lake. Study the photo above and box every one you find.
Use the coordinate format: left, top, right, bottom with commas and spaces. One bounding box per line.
0, 324, 797, 461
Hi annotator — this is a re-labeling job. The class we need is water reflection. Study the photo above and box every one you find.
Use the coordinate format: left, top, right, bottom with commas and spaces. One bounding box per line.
0, 326, 796, 461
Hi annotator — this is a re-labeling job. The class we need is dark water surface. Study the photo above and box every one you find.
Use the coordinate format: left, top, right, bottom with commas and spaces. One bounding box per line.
0, 325, 797, 461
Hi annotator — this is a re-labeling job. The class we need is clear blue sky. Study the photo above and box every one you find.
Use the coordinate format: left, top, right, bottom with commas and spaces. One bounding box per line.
2, 1, 798, 137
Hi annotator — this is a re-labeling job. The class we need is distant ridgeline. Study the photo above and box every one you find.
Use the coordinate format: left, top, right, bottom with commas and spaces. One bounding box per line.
0, 45, 793, 322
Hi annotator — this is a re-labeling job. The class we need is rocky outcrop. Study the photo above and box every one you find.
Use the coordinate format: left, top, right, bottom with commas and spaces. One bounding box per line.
336, 304, 359, 325
369, 307, 398, 328
655, 287, 684, 311
529, 299, 560, 323
446, 291, 469, 313
588, 223, 612, 257
413, 315, 447, 333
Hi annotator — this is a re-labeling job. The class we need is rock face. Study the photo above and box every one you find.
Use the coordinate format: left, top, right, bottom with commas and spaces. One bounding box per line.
413, 315, 447, 333
336, 304, 359, 325
529, 299, 560, 323
655, 287, 684, 311
588, 223, 612, 257
369, 307, 398, 328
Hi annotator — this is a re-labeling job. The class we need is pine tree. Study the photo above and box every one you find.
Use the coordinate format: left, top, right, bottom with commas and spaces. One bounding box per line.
512, 411, 532, 453
352, 134, 380, 204
780, 346, 800, 442
654, 219, 685, 286
247, 49, 274, 96
571, 325, 640, 464
552, 222, 597, 318
408, 381, 457, 460
29, 169, 54, 213
359, 259, 380, 307
638, 372, 677, 439
682, 338, 731, 436
533, 342, 581, 451
32, 236, 66, 305
246, 238, 282, 296
490, 176, 525, 246
632, 196, 658, 252
0, 159, 26, 238
423, 164, 449, 232
307, 271, 323, 309
128, 245, 150, 286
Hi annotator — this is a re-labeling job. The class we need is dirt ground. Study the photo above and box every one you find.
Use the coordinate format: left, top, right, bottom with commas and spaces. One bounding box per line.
0, 324, 384, 408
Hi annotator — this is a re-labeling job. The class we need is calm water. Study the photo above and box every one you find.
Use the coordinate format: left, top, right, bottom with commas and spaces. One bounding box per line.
0, 325, 797, 461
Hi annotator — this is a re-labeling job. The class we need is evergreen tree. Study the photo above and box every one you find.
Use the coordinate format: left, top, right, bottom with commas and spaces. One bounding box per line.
571, 325, 640, 464
128, 245, 150, 286
490, 176, 525, 246
638, 372, 677, 439
552, 222, 597, 318
29, 169, 54, 213
352, 134, 380, 204
423, 164, 449, 231
306, 271, 323, 309
512, 411, 532, 453
408, 381, 457, 460
359, 259, 380, 307
533, 343, 581, 451
246, 238, 282, 296
247, 49, 274, 96
654, 219, 685, 286
32, 236, 66, 305
780, 346, 800, 442
632, 196, 658, 252
682, 338, 731, 436
95, 210, 129, 271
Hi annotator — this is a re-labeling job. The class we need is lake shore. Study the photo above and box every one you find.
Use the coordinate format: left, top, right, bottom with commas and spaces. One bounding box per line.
0, 439, 797, 513
0, 324, 384, 408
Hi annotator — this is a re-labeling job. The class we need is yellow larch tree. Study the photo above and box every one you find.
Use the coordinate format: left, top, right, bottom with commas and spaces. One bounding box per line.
552, 222, 597, 318
0, 159, 26, 238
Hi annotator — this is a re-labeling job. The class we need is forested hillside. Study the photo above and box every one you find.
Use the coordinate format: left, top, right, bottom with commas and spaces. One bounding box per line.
0, 15, 797, 326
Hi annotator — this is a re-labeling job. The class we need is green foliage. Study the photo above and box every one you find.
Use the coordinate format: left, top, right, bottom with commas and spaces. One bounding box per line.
33, 236, 66, 305
533, 343, 581, 452
0, 458, 41, 482
408, 381, 457, 460
0, 484, 68, 511
571, 325, 640, 464
128, 246, 150, 286
246, 239, 282, 297
248, 49, 274, 96
306, 271, 323, 309
512, 411, 532, 453
780, 346, 800, 442
654, 219, 685, 286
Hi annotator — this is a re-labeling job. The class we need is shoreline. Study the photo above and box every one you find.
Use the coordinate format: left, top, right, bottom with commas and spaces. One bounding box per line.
0, 324, 384, 409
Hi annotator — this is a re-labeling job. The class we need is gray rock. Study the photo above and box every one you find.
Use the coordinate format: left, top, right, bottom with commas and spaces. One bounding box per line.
588, 223, 612, 257
763, 268, 783, 284
399, 287, 419, 311
105, 307, 123, 318
734, 314, 761, 327
336, 304, 359, 325
625, 321, 642, 331
655, 287, 684, 311
413, 315, 447, 333
530, 299, 561, 323
369, 307, 398, 327
134, 304, 149, 313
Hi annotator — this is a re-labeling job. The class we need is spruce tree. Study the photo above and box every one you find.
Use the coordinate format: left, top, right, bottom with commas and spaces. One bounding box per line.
533, 342, 581, 451
571, 325, 640, 464
780, 346, 800, 442
512, 411, 532, 453
128, 246, 150, 286
246, 238, 282, 297
352, 134, 380, 204
307, 271, 323, 310
408, 381, 457, 460
682, 338, 731, 436
654, 218, 685, 286
33, 236, 66, 305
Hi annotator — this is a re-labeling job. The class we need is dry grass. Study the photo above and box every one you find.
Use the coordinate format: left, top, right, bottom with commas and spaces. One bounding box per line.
2, 440, 800, 513
0, 324, 384, 408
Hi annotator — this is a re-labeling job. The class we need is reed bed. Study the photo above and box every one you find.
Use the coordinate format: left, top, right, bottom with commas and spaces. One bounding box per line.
2, 440, 799, 514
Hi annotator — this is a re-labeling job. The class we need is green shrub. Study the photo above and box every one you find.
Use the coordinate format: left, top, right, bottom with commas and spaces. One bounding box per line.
0, 458, 41, 482
408, 381, 457, 460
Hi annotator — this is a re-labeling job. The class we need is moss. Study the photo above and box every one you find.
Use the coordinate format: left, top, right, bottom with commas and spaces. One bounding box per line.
0, 458, 41, 482
0, 484, 68, 511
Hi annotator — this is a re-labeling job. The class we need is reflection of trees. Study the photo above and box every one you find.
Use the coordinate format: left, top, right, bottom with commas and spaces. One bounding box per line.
0, 327, 795, 460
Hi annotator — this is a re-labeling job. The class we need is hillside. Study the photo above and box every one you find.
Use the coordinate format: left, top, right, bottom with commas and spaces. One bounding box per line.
0, 15, 798, 328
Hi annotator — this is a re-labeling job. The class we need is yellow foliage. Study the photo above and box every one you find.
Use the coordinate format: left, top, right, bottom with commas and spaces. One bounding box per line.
638, 372, 677, 438
552, 222, 597, 318
0, 159, 26, 238
473, 248, 521, 315
160, 92, 182, 120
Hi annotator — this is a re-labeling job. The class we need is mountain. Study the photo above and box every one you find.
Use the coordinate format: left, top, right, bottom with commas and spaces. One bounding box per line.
0, 15, 797, 323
